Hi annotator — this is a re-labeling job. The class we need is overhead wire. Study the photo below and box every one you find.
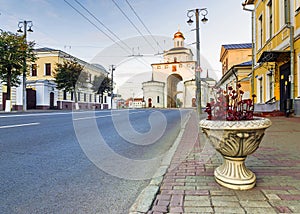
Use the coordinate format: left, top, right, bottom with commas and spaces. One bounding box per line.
64, 0, 131, 56
73, 0, 132, 52
63, 0, 158, 69
110, 0, 157, 53
124, 0, 164, 53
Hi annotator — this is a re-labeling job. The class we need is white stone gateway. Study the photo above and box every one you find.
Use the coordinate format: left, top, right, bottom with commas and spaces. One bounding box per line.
142, 30, 216, 108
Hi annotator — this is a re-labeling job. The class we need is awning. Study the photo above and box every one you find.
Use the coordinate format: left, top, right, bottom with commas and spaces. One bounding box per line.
258, 51, 290, 63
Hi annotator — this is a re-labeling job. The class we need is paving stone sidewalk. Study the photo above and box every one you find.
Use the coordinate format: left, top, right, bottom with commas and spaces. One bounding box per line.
148, 115, 300, 214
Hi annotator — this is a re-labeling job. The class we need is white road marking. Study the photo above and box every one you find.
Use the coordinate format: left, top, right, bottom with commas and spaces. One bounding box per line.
72, 110, 146, 121
0, 122, 40, 129
73, 114, 118, 121
0, 109, 148, 119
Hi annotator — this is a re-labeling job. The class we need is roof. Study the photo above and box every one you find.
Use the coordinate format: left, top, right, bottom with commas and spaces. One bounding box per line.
168, 47, 190, 52
35, 47, 108, 74
201, 77, 216, 82
34, 47, 59, 52
222, 43, 252, 50
174, 31, 185, 39
237, 60, 252, 66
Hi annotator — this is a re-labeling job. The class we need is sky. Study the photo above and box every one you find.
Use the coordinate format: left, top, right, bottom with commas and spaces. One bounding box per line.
0, 0, 252, 99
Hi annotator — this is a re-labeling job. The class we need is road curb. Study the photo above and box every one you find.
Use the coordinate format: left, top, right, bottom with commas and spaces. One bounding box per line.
129, 110, 193, 214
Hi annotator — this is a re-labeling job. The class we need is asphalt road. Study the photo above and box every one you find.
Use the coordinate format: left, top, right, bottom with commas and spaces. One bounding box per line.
0, 108, 190, 214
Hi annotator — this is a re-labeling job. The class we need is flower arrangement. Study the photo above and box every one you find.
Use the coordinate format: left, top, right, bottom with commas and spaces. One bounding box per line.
204, 83, 256, 121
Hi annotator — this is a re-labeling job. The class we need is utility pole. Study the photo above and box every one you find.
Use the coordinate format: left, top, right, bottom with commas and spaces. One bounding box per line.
17, 20, 33, 111
187, 8, 208, 116
110, 65, 115, 109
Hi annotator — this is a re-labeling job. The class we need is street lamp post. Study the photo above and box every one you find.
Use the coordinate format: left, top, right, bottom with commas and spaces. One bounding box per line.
187, 8, 208, 116
17, 20, 33, 111
110, 65, 115, 109
242, 2, 255, 97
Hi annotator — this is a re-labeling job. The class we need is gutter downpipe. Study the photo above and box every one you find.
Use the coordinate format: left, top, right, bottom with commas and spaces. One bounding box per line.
287, 0, 295, 113
242, 2, 255, 96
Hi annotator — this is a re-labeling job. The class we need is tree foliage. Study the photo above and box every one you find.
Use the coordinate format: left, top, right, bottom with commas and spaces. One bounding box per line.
92, 75, 112, 95
0, 31, 36, 100
54, 60, 88, 103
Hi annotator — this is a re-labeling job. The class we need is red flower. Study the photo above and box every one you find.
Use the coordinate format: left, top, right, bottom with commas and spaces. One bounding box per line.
204, 86, 254, 121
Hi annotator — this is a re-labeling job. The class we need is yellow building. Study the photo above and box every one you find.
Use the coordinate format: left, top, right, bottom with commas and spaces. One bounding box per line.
243, 0, 300, 115
220, 43, 252, 76
1, 47, 109, 111
218, 43, 252, 98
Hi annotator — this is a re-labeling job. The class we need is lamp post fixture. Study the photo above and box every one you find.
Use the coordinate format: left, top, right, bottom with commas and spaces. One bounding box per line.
17, 20, 33, 111
187, 8, 208, 115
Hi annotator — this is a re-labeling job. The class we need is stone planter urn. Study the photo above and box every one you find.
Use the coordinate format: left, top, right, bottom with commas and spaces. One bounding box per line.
199, 117, 272, 190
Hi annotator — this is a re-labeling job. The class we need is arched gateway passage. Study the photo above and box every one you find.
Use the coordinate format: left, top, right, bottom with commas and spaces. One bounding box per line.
167, 74, 183, 108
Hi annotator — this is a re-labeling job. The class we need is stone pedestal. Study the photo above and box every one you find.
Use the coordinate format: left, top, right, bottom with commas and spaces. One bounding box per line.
199, 117, 272, 190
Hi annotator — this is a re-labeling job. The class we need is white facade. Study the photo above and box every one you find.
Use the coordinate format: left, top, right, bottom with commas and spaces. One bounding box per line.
184, 80, 196, 108
144, 30, 197, 108
142, 81, 165, 108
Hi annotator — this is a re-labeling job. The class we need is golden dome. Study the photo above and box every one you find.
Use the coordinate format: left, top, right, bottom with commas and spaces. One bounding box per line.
174, 31, 185, 39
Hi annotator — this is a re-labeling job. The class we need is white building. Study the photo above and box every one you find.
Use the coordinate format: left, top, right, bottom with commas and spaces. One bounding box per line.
1, 47, 109, 111
143, 30, 216, 108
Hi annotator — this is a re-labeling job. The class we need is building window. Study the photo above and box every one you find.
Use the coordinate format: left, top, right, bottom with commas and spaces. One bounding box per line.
71, 92, 74, 101
260, 81, 263, 103
89, 74, 92, 83
157, 96, 160, 103
45, 63, 51, 76
269, 76, 274, 100
267, 0, 273, 40
89, 94, 92, 102
78, 92, 81, 101
157, 65, 161, 69
179, 64, 182, 68
63, 90, 67, 100
165, 65, 168, 69
31, 64, 37, 76
104, 95, 107, 103
84, 93, 86, 102
257, 76, 263, 103
258, 15, 263, 49
298, 54, 300, 96
267, 72, 274, 100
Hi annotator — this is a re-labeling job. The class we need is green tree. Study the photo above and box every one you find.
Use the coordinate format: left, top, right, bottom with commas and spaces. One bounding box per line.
54, 60, 88, 110
0, 31, 36, 105
92, 75, 112, 96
